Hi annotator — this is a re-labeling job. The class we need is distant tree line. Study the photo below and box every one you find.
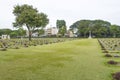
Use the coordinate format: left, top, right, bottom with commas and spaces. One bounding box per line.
70, 20, 120, 38
1, 4, 120, 38
1, 19, 120, 38
0, 28, 26, 38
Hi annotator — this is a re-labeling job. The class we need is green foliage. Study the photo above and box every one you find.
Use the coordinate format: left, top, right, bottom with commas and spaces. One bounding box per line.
56, 20, 66, 28
58, 26, 67, 36
56, 20, 67, 36
0, 29, 12, 36
70, 19, 111, 38
0, 28, 26, 38
10, 30, 19, 37
110, 25, 120, 37
13, 4, 49, 41
17, 28, 26, 37
38, 29, 45, 36
33, 28, 45, 36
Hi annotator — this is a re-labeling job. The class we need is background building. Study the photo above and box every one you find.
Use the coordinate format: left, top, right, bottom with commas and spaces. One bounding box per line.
45, 27, 58, 36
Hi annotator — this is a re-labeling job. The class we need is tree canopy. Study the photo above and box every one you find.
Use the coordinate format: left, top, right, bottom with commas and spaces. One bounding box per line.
56, 20, 67, 36
0, 28, 26, 38
110, 25, 120, 37
0, 29, 12, 36
13, 4, 49, 40
70, 19, 117, 38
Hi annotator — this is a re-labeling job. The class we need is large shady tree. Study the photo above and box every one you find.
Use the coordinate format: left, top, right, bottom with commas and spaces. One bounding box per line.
13, 4, 49, 41
70, 20, 111, 37
110, 25, 120, 37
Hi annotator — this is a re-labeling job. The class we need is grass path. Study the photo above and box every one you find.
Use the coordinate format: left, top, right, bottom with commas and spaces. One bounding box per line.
0, 39, 113, 80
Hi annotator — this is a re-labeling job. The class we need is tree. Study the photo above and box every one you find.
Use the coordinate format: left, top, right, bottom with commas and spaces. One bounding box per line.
0, 29, 12, 36
34, 28, 45, 36
56, 20, 67, 36
10, 30, 19, 38
92, 20, 111, 37
70, 19, 111, 38
38, 29, 45, 36
110, 25, 120, 37
17, 28, 26, 37
13, 4, 49, 41
70, 20, 92, 37
58, 26, 66, 36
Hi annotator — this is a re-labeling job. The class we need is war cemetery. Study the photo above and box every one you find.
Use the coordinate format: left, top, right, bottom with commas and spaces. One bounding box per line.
0, 1, 120, 80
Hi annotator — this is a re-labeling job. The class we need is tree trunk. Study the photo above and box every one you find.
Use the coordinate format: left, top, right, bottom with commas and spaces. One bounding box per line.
29, 31, 32, 41
26, 25, 32, 41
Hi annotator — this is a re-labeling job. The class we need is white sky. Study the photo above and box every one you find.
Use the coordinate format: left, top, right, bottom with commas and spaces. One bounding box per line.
0, 0, 120, 29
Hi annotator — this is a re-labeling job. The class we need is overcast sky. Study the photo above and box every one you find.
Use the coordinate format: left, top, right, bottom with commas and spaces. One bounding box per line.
0, 0, 120, 29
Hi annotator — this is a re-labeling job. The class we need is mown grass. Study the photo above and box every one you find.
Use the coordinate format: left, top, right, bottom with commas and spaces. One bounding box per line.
0, 39, 117, 80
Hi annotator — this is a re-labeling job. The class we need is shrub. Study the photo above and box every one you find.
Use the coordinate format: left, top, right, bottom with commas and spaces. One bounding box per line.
14, 46, 19, 49
34, 44, 37, 46
105, 54, 112, 57
24, 43, 29, 47
103, 50, 109, 53
113, 72, 120, 80
101, 48, 106, 50
0, 48, 7, 51
107, 60, 118, 65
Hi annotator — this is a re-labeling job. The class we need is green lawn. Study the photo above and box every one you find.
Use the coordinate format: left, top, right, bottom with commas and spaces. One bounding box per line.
0, 39, 117, 80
